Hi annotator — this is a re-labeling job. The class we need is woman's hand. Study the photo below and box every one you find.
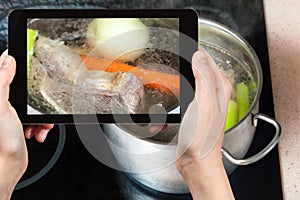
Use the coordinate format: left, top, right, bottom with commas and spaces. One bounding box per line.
176, 49, 234, 200
0, 50, 53, 200
24, 124, 54, 143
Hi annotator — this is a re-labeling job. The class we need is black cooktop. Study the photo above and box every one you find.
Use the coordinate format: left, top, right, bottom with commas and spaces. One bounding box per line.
0, 0, 283, 199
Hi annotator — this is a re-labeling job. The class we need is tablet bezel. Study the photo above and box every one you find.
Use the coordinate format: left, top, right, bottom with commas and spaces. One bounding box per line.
8, 9, 197, 124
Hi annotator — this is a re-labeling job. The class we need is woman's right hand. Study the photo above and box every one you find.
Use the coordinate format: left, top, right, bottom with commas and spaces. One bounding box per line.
176, 49, 234, 200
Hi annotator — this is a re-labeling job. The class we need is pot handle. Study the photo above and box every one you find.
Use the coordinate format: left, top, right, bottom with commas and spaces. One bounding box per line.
221, 113, 281, 165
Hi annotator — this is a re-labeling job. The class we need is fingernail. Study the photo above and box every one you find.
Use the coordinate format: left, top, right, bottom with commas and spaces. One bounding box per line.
0, 50, 8, 69
194, 50, 207, 63
1, 55, 13, 69
149, 124, 165, 134
41, 129, 49, 142
27, 128, 34, 139
149, 127, 155, 134
149, 125, 158, 134
0, 50, 8, 59
161, 125, 168, 132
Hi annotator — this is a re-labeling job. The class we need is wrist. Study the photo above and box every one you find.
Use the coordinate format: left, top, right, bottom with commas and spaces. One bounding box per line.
176, 154, 223, 180
0, 153, 28, 180
176, 154, 234, 200
176, 152, 227, 192
0, 148, 28, 175
176, 149, 223, 174
0, 154, 28, 199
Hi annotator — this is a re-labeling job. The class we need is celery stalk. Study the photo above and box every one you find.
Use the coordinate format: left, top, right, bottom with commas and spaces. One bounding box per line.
236, 82, 249, 120
225, 100, 238, 131
27, 29, 37, 75
249, 80, 257, 92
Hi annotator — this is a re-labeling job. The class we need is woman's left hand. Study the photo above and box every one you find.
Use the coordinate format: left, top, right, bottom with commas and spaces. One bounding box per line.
0, 50, 53, 199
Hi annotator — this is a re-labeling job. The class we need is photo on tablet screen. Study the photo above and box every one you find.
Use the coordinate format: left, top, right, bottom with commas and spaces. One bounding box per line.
27, 18, 180, 115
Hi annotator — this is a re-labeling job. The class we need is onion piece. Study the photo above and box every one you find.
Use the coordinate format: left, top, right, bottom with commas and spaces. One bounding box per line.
86, 18, 149, 62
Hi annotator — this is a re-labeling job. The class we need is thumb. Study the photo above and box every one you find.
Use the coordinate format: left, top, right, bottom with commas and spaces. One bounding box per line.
0, 50, 16, 111
192, 49, 216, 101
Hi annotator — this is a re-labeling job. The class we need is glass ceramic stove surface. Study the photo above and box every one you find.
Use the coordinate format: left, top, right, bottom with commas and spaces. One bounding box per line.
0, 0, 283, 199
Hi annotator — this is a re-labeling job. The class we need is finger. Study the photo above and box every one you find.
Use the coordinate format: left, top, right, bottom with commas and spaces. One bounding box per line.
177, 50, 216, 156
190, 49, 229, 159
25, 124, 53, 141
200, 49, 232, 103
0, 52, 16, 89
149, 124, 168, 134
34, 128, 50, 143
0, 50, 8, 69
39, 124, 54, 130
202, 49, 232, 104
220, 74, 232, 101
25, 126, 38, 139
192, 49, 215, 100
0, 51, 16, 112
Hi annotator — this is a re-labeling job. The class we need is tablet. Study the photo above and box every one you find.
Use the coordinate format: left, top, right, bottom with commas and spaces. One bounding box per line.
8, 9, 197, 124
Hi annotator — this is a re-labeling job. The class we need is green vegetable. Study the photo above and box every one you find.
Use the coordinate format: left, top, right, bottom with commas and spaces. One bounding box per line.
249, 80, 257, 92
236, 82, 250, 120
27, 29, 37, 74
225, 100, 238, 131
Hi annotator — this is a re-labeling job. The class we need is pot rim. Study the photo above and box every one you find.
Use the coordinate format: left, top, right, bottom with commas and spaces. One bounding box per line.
198, 18, 263, 133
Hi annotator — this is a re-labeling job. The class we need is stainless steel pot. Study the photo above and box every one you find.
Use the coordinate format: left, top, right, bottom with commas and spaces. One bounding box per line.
102, 18, 281, 194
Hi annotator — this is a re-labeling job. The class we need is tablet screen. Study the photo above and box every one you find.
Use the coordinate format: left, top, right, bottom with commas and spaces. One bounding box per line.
27, 18, 180, 115
9, 9, 197, 123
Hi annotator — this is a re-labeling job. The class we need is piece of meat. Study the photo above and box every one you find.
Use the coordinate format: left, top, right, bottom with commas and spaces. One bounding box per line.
28, 57, 56, 113
28, 36, 145, 114
38, 70, 145, 114
34, 36, 83, 84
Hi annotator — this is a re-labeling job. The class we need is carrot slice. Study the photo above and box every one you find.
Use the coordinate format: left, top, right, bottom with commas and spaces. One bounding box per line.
80, 55, 180, 95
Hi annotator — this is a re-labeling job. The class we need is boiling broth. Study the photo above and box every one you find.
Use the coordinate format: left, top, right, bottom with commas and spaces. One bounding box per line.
200, 41, 257, 108
121, 42, 258, 143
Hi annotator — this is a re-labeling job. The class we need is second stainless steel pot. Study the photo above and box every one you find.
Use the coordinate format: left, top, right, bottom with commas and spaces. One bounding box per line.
102, 18, 281, 194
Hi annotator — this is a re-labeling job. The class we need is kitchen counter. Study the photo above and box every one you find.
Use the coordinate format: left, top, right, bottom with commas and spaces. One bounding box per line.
264, 0, 300, 199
